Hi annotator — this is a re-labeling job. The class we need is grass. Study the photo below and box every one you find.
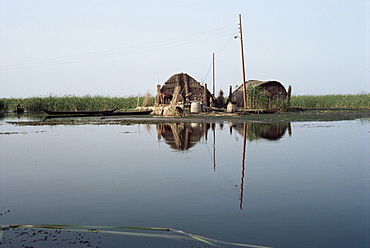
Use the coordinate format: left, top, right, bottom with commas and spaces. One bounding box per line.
290, 93, 369, 109
0, 93, 368, 112
0, 94, 155, 111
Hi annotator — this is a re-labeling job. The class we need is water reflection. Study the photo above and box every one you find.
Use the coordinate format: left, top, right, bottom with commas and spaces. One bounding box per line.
0, 112, 44, 122
157, 122, 292, 209
156, 123, 212, 150
1, 116, 367, 247
157, 122, 292, 151
230, 122, 292, 141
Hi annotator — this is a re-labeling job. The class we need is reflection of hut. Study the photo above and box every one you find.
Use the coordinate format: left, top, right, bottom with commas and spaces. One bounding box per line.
229, 80, 290, 109
232, 122, 291, 141
156, 123, 210, 150
155, 73, 212, 106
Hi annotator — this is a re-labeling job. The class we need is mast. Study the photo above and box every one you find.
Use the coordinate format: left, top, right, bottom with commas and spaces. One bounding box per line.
238, 14, 247, 108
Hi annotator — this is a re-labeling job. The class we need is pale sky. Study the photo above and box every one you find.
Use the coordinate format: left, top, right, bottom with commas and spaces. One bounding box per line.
0, 0, 369, 98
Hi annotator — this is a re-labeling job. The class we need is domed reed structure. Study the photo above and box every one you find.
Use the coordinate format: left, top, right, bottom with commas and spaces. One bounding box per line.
229, 80, 291, 109
155, 73, 212, 106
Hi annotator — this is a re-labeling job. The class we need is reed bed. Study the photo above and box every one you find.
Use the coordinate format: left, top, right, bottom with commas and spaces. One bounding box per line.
1, 93, 368, 112
290, 93, 369, 109
0, 95, 155, 112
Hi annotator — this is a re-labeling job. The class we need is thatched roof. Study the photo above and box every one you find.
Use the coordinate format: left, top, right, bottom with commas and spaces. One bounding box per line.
234, 80, 286, 92
163, 73, 198, 86
230, 80, 288, 108
156, 73, 212, 105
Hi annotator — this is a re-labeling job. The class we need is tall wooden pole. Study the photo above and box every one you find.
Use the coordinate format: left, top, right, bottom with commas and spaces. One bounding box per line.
238, 14, 247, 108
212, 53, 215, 95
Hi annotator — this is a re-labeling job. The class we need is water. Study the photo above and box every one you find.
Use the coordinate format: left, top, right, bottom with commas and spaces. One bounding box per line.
0, 113, 369, 247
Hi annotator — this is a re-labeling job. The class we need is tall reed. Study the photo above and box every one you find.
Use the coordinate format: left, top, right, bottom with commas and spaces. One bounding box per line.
0, 95, 155, 111
290, 93, 369, 109
1, 93, 368, 111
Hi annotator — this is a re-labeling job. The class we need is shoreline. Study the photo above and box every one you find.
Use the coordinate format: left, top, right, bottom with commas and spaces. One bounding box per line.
3, 109, 370, 126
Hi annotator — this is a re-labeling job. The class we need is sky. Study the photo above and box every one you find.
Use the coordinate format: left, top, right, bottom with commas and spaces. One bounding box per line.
0, 0, 369, 98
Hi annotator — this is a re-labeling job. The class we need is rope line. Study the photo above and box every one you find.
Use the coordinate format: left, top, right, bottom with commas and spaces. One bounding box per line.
201, 26, 239, 83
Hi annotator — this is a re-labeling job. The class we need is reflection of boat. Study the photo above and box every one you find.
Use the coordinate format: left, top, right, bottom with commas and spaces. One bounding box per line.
44, 108, 117, 116
101, 110, 152, 116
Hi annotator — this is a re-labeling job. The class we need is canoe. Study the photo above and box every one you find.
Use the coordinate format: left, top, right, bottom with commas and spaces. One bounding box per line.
15, 108, 24, 114
101, 110, 152, 116
44, 108, 117, 116
14, 104, 25, 114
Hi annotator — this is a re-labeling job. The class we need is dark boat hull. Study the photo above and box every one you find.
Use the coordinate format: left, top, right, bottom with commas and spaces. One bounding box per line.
44, 108, 117, 116
101, 110, 152, 116
14, 108, 25, 114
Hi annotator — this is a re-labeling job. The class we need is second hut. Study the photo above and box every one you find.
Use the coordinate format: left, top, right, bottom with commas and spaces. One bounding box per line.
229, 80, 291, 109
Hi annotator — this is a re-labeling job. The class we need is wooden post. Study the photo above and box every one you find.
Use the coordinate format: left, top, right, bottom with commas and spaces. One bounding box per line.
227, 85, 233, 103
184, 74, 189, 102
204, 83, 209, 106
238, 14, 247, 108
286, 85, 292, 105
212, 53, 215, 95
155, 84, 161, 106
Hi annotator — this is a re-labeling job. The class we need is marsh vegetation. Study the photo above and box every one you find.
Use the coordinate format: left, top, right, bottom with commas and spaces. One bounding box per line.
290, 93, 369, 109
0, 93, 368, 112
0, 94, 154, 112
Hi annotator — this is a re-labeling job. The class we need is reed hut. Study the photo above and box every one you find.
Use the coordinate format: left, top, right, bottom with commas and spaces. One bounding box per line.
229, 80, 291, 109
155, 73, 212, 106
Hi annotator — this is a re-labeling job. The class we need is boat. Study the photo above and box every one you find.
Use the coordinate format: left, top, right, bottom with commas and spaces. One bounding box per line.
101, 110, 152, 116
44, 108, 117, 116
15, 104, 24, 114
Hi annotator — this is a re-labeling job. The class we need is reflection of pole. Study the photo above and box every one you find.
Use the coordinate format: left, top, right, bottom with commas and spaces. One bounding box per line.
240, 122, 247, 209
212, 123, 216, 171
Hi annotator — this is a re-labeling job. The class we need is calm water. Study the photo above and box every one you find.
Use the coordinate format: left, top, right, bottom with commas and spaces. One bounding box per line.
0, 113, 369, 247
